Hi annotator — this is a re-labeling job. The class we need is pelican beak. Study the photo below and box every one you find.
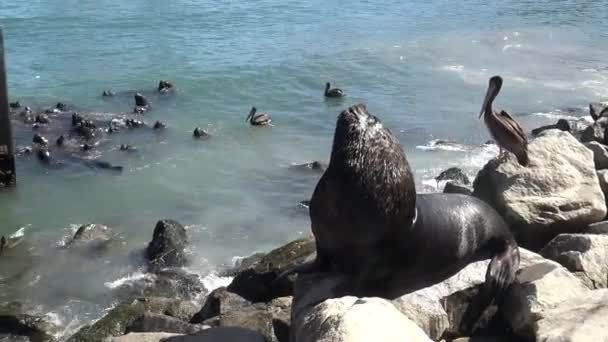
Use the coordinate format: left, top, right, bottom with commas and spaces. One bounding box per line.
479, 80, 496, 118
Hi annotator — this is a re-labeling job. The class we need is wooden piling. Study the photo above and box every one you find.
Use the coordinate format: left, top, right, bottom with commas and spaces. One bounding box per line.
0, 28, 16, 187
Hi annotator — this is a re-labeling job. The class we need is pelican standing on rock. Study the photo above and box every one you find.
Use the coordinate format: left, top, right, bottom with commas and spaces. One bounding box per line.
479, 75, 529, 166
246, 107, 271, 126
324, 82, 344, 98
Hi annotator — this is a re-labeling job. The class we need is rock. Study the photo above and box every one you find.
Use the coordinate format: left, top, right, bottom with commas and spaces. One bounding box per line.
135, 93, 148, 107
292, 295, 431, 342
153, 121, 166, 130
436, 167, 470, 185
102, 90, 116, 97
35, 114, 49, 124
109, 332, 181, 342
204, 306, 274, 341
161, 327, 266, 342
583, 220, 608, 234
443, 181, 473, 195
126, 313, 207, 335
584, 141, 608, 169
32, 134, 48, 146
473, 130, 607, 249
69, 223, 113, 244
56, 135, 65, 147
145, 269, 206, 300
533, 289, 608, 341
68, 297, 198, 342
56, 102, 67, 111
9, 101, 21, 109
158, 81, 174, 93
82, 143, 94, 152
501, 254, 590, 338
192, 288, 291, 342
580, 116, 608, 143
0, 302, 54, 342
540, 233, 608, 289
192, 127, 210, 140
531, 119, 570, 137
145, 220, 188, 269
190, 287, 251, 324
226, 236, 315, 302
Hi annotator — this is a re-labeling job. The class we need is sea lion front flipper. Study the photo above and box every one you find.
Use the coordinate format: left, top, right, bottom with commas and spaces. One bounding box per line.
271, 244, 331, 286
459, 242, 520, 334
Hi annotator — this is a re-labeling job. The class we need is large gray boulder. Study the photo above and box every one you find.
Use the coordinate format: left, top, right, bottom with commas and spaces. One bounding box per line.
541, 233, 608, 289
109, 332, 181, 342
292, 295, 431, 342
534, 289, 608, 341
473, 129, 607, 249
146, 220, 188, 269
501, 254, 590, 339
200, 296, 291, 342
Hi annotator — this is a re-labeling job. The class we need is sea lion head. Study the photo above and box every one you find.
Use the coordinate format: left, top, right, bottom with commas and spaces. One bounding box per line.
327, 103, 416, 222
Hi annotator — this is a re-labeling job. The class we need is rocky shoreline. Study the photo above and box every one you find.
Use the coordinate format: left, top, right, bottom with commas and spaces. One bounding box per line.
3, 101, 608, 341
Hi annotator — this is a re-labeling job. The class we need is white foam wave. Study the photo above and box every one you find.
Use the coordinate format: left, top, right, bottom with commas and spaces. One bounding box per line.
10, 225, 29, 238
441, 65, 464, 72
416, 139, 470, 152
202, 272, 233, 292
104, 271, 153, 289
531, 109, 589, 122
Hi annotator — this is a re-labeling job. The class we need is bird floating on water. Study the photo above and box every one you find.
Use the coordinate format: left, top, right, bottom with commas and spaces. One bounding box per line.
324, 82, 345, 98
479, 75, 529, 166
246, 107, 272, 126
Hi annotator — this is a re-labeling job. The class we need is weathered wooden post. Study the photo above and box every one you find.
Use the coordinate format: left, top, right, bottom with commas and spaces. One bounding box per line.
0, 28, 16, 187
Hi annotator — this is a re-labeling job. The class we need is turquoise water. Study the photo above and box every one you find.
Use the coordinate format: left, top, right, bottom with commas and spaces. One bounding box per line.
1, 0, 608, 338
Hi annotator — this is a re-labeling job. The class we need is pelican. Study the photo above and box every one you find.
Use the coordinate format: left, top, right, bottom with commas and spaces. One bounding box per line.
324, 82, 344, 98
479, 76, 529, 166
246, 107, 271, 126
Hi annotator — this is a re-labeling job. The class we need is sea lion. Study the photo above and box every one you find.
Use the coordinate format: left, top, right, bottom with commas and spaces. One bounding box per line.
193, 127, 210, 139
280, 104, 519, 321
0, 236, 5, 254
153, 121, 166, 130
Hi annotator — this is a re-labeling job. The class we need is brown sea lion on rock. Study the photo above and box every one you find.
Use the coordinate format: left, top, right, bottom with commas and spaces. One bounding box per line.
281, 104, 519, 328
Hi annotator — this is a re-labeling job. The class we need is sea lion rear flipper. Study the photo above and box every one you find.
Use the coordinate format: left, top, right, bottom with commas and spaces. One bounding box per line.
459, 242, 520, 334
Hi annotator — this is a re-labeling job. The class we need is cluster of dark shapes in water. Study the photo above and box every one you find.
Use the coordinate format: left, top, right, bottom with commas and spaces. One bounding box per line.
7, 80, 221, 173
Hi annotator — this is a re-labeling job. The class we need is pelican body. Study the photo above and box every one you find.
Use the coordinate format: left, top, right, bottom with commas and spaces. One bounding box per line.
246, 107, 271, 126
480, 76, 529, 166
324, 82, 344, 98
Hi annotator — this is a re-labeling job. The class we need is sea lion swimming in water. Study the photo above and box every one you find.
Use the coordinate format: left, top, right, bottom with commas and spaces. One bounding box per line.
280, 104, 519, 328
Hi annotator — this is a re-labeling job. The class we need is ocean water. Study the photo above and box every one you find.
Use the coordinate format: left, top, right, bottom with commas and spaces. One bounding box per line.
1, 0, 608, 338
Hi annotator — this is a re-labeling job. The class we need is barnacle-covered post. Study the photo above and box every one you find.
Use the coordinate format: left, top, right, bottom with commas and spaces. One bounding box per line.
0, 28, 16, 187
